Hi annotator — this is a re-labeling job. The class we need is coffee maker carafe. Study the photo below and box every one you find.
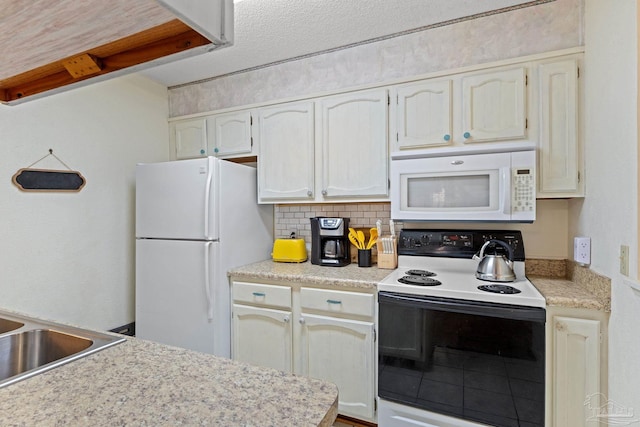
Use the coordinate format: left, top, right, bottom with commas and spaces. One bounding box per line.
310, 217, 351, 266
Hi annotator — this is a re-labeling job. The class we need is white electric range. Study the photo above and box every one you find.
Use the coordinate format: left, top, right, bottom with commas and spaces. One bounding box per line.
377, 229, 547, 427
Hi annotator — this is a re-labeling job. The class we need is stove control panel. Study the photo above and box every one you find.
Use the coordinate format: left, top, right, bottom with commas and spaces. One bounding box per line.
398, 229, 525, 261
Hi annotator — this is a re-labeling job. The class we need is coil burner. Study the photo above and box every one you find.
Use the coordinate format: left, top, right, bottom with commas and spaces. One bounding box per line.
477, 284, 521, 294
398, 276, 442, 286
405, 269, 436, 277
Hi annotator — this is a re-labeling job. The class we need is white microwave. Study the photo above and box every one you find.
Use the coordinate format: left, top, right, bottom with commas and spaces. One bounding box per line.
390, 145, 536, 222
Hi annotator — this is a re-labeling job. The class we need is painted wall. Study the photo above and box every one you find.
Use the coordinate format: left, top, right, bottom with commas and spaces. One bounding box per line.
170, 0, 583, 261
572, 0, 640, 414
169, 0, 583, 116
0, 75, 169, 331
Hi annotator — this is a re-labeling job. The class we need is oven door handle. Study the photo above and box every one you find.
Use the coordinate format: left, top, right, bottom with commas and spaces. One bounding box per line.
379, 291, 546, 323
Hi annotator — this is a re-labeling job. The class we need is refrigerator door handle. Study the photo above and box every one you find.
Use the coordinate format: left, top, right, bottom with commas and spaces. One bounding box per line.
204, 157, 214, 240
204, 242, 214, 321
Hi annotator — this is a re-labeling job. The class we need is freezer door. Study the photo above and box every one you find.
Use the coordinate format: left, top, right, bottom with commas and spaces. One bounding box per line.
136, 239, 230, 356
136, 157, 219, 240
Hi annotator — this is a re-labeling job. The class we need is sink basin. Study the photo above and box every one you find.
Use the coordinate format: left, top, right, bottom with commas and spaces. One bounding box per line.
0, 330, 93, 381
0, 311, 125, 388
0, 318, 24, 334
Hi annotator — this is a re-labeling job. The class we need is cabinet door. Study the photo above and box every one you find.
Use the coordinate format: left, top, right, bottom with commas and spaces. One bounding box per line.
553, 316, 600, 427
538, 59, 582, 196
232, 304, 293, 372
299, 313, 375, 421
208, 110, 253, 157
461, 67, 527, 142
257, 101, 315, 202
173, 118, 207, 159
320, 89, 388, 199
395, 79, 453, 149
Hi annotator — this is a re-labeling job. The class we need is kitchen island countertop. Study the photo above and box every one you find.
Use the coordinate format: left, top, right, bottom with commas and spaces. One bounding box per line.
0, 337, 338, 427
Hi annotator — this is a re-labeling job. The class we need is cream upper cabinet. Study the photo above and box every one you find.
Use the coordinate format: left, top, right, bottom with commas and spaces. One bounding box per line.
391, 67, 527, 151
320, 89, 389, 199
537, 58, 583, 197
169, 110, 254, 160
172, 118, 207, 159
461, 67, 527, 143
257, 101, 315, 202
546, 307, 608, 427
207, 110, 253, 157
393, 79, 453, 149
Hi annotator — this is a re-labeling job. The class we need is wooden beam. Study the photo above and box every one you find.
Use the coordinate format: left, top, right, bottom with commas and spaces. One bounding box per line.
0, 19, 211, 102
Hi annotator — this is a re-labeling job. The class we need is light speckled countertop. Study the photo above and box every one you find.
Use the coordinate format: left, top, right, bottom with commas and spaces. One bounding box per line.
228, 259, 393, 289
230, 259, 611, 313
0, 337, 338, 427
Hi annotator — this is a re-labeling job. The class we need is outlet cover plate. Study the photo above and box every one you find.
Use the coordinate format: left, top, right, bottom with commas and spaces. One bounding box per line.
574, 237, 591, 265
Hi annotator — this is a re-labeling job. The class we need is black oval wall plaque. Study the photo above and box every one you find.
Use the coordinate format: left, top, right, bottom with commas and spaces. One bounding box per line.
12, 168, 86, 192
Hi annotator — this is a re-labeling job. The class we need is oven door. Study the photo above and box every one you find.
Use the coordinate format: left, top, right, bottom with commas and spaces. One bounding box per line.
378, 291, 546, 427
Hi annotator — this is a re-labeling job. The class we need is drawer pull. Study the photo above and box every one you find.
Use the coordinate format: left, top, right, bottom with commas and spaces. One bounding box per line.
326, 299, 342, 305
252, 292, 266, 297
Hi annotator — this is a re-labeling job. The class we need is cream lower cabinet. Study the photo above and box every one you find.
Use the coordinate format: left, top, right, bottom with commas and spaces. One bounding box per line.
231, 280, 377, 423
546, 306, 609, 427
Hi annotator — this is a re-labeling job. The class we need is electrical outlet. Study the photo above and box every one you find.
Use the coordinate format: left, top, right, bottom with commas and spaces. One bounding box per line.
620, 245, 630, 276
574, 237, 591, 265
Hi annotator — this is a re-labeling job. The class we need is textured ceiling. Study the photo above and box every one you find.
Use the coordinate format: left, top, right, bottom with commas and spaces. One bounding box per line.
141, 0, 550, 87
0, 0, 175, 81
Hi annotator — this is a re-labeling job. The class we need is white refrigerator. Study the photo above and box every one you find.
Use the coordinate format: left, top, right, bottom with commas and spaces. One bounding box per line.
135, 157, 273, 357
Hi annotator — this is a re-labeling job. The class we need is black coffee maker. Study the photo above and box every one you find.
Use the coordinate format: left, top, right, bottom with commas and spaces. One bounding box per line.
310, 217, 350, 266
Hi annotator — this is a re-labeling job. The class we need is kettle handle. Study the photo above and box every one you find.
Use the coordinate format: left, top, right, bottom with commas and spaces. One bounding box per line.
478, 239, 514, 262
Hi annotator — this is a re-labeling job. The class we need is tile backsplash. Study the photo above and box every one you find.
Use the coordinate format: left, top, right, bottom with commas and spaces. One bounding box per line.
275, 203, 391, 242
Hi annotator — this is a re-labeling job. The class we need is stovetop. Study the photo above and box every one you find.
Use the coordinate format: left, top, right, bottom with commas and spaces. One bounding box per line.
378, 230, 545, 308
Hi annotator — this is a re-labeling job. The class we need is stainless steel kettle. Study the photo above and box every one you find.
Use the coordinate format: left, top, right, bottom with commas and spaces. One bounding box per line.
473, 239, 516, 282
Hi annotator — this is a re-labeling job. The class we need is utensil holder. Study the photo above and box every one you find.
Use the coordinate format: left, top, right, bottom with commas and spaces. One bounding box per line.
376, 236, 397, 269
357, 249, 372, 267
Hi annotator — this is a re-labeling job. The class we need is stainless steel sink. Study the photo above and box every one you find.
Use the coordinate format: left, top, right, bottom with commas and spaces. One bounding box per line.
0, 310, 125, 388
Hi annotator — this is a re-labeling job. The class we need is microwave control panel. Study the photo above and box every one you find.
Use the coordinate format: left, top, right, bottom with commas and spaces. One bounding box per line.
512, 168, 535, 213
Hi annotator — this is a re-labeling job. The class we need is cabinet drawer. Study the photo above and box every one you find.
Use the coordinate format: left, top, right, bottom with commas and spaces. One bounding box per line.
232, 282, 291, 309
300, 287, 374, 318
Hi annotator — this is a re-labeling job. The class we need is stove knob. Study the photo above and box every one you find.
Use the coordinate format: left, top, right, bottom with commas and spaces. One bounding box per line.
420, 235, 430, 245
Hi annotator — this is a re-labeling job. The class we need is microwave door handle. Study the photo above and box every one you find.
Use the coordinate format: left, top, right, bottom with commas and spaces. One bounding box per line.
502, 166, 511, 215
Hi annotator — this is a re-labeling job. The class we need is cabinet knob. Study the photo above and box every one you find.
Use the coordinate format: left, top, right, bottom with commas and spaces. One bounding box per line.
299, 317, 305, 324
463, 132, 471, 139
283, 315, 290, 323
443, 134, 451, 141
321, 189, 327, 196
214, 147, 219, 153
200, 149, 205, 154
307, 190, 313, 197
